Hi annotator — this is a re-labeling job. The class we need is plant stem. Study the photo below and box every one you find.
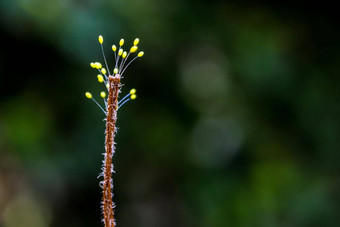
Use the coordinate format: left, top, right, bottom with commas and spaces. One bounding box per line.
103, 74, 120, 227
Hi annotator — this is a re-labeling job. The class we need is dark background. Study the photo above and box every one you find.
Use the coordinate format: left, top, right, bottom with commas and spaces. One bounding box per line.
0, 0, 339, 226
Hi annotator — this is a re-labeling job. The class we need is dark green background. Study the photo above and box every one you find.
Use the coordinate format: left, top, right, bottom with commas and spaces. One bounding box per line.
0, 1, 339, 226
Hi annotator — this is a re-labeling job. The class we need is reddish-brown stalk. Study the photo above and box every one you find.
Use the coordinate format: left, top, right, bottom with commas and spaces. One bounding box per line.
103, 74, 120, 227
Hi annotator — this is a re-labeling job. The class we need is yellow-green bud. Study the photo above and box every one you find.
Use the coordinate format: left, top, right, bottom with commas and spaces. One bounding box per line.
118, 49, 123, 56
130, 46, 138, 53
112, 45, 117, 51
137, 51, 144, 57
131, 94, 137, 100
133, 38, 139, 46
101, 68, 107, 74
95, 62, 102, 69
85, 92, 92, 99
119, 39, 124, 46
97, 74, 104, 83
113, 68, 118, 74
130, 88, 136, 94
98, 35, 103, 44
122, 51, 127, 58
100, 91, 106, 98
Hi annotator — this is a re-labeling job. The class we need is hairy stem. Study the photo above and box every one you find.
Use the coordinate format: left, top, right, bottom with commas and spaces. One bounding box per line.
103, 74, 120, 227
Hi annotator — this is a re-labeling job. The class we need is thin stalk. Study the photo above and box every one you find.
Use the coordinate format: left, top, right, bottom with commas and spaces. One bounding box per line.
101, 44, 111, 76
91, 98, 106, 115
117, 98, 131, 110
120, 56, 138, 76
118, 93, 131, 104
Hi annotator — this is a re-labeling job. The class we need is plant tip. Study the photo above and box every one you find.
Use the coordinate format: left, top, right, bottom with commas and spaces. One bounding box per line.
112, 45, 117, 52
119, 38, 124, 46
130, 46, 138, 53
85, 92, 92, 99
97, 74, 104, 83
118, 49, 123, 56
133, 38, 139, 46
138, 51, 144, 57
98, 35, 103, 44
95, 62, 102, 69
130, 88, 136, 94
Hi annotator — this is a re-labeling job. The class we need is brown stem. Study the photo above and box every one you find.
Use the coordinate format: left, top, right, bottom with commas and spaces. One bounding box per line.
103, 74, 120, 227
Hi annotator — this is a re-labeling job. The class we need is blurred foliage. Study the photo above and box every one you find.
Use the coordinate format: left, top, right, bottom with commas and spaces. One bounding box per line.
0, 0, 339, 226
